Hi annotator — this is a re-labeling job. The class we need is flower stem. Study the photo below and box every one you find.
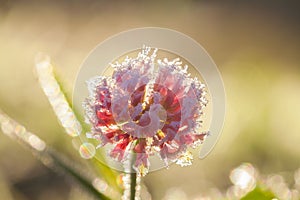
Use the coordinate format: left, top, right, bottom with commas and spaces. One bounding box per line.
130, 172, 137, 200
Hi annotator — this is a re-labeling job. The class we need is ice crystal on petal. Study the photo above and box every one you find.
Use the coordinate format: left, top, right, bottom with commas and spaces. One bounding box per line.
175, 151, 193, 167
83, 47, 209, 176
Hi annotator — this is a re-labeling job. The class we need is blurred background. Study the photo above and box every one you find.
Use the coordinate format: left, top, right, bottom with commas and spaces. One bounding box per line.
1, 0, 300, 199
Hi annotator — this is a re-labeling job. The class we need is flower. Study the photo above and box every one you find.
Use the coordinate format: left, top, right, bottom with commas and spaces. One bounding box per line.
83, 46, 208, 176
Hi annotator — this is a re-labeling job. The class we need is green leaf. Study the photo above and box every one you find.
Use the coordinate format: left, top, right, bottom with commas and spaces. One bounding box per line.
51, 65, 120, 188
0, 110, 112, 200
241, 186, 276, 200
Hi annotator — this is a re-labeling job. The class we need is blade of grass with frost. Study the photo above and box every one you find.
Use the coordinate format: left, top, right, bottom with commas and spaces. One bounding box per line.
34, 52, 119, 189
50, 62, 119, 186
0, 110, 113, 200
52, 66, 120, 189
34, 53, 82, 138
52, 69, 90, 133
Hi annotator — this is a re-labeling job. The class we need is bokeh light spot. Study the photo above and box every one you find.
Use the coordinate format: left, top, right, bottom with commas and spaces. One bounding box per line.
79, 142, 96, 159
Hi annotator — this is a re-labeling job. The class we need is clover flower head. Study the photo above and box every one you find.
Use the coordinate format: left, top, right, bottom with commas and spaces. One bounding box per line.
83, 46, 208, 176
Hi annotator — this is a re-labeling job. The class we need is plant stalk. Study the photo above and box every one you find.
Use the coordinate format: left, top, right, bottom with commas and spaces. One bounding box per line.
130, 172, 137, 200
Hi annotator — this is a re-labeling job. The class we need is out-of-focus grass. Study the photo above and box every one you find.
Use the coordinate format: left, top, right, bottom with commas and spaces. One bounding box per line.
1, 0, 300, 199
241, 187, 275, 200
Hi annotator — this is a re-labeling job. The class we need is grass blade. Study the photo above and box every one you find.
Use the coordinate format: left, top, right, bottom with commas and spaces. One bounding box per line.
0, 110, 113, 200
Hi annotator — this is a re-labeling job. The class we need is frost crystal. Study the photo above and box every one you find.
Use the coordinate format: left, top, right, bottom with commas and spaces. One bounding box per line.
83, 46, 209, 176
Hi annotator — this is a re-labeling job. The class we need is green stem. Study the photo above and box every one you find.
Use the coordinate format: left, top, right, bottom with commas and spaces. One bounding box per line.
130, 172, 137, 200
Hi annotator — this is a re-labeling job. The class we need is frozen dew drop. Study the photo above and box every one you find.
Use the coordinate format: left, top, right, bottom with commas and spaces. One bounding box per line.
1, 120, 14, 136
92, 178, 108, 193
28, 134, 46, 151
14, 125, 26, 137
35, 52, 50, 67
35, 52, 52, 74
230, 163, 256, 191
79, 142, 96, 159
266, 174, 292, 200
43, 82, 60, 97
65, 126, 81, 137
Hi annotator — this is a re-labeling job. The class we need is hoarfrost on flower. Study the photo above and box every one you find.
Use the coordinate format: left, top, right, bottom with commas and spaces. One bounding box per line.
83, 46, 209, 176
